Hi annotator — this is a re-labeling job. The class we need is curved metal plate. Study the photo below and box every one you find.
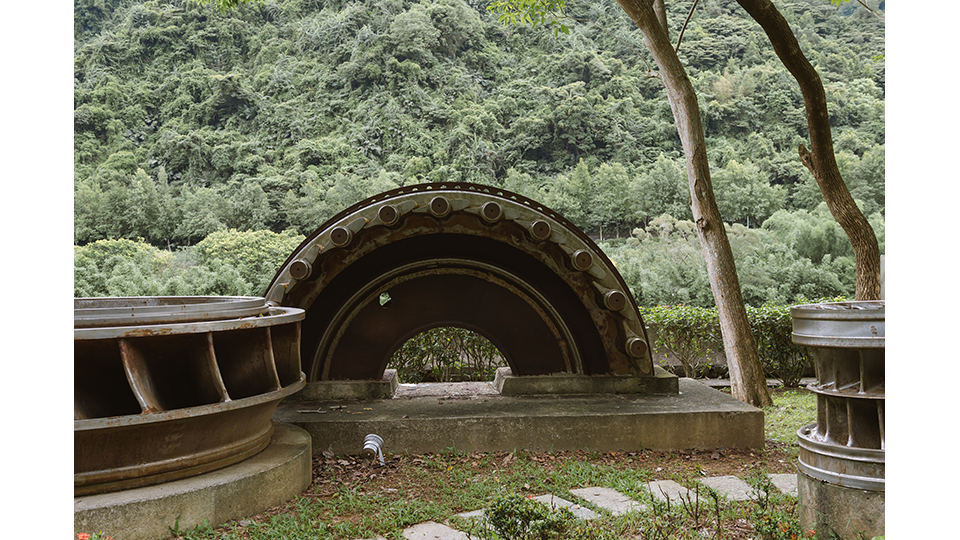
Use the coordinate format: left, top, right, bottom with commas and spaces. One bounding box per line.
74, 296, 270, 328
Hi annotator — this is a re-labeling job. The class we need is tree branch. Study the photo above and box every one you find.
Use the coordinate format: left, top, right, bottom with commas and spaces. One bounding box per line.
675, 0, 700, 53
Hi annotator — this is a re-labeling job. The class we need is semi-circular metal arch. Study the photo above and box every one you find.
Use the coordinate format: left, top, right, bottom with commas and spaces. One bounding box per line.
265, 183, 654, 381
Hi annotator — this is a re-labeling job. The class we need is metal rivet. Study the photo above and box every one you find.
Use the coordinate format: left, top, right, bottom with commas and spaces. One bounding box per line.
430, 196, 450, 217
572, 249, 593, 271
331, 226, 352, 247
481, 201, 502, 222
604, 290, 626, 311
289, 260, 312, 280
379, 205, 399, 226
530, 220, 551, 241
626, 337, 648, 358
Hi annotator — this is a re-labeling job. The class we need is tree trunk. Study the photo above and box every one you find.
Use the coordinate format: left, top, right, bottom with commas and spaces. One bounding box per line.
734, 0, 882, 301
615, 0, 772, 407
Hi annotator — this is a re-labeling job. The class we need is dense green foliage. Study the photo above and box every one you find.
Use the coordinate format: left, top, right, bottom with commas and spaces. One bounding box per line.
640, 299, 838, 386
390, 326, 506, 382
74, 0, 883, 306
74, 230, 304, 297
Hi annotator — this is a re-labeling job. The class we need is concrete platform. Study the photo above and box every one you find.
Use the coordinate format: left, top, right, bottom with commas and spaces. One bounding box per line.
274, 378, 763, 455
74, 424, 312, 540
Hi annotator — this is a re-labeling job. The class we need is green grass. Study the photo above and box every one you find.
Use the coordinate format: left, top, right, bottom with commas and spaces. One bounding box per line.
763, 388, 818, 451
170, 389, 820, 540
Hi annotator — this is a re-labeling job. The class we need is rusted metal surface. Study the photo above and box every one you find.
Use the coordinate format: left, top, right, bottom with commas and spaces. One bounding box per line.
264, 183, 654, 381
74, 297, 306, 496
792, 301, 884, 492
74, 296, 270, 328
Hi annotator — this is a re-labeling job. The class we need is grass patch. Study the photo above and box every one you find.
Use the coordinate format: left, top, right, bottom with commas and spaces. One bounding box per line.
169, 389, 822, 540
763, 387, 817, 453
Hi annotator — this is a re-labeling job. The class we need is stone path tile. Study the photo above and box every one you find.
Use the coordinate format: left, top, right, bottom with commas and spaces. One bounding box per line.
402, 521, 472, 540
647, 479, 696, 503
532, 494, 598, 520
700, 475, 757, 501
569, 486, 647, 515
358, 473, 798, 540
767, 473, 798, 497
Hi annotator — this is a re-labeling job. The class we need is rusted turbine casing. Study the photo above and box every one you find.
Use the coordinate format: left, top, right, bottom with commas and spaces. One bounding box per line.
74, 297, 306, 496
791, 300, 885, 491
264, 183, 655, 382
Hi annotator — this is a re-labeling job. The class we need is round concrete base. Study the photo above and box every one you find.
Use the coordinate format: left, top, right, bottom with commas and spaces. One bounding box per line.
74, 424, 312, 540
798, 471, 884, 540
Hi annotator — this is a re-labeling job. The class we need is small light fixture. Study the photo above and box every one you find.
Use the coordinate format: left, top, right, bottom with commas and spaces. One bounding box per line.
361, 434, 385, 466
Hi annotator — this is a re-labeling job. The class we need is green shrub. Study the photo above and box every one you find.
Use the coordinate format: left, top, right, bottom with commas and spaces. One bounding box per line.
640, 304, 721, 378
484, 491, 578, 540
389, 327, 506, 383
641, 299, 844, 386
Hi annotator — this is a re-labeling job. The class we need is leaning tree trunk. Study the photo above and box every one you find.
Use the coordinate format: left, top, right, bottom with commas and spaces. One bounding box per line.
735, 0, 882, 301
615, 0, 772, 407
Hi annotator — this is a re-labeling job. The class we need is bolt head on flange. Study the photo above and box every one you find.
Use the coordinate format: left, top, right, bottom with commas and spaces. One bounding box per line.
289, 260, 312, 280
331, 227, 352, 247
378, 205, 400, 226
430, 196, 451, 218
481, 201, 503, 223
626, 337, 648, 358
530, 220, 551, 241
572, 249, 593, 271
603, 290, 627, 311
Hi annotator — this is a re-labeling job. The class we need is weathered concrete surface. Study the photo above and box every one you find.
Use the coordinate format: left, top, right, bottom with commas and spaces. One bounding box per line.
289, 369, 399, 401
700, 475, 757, 501
798, 472, 884, 540
768, 473, 798, 497
569, 487, 646, 515
274, 378, 763, 455
402, 521, 472, 540
493, 366, 678, 395
74, 424, 312, 540
532, 494, 597, 519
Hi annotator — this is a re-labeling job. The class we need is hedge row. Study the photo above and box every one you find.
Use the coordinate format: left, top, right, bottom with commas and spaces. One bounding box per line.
639, 298, 845, 387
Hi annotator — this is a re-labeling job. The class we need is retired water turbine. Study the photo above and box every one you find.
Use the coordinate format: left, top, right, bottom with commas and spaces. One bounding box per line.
74, 296, 313, 538
265, 183, 763, 454
792, 300, 885, 539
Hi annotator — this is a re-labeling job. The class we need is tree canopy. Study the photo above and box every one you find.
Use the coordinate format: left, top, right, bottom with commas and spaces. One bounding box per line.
74, 0, 883, 305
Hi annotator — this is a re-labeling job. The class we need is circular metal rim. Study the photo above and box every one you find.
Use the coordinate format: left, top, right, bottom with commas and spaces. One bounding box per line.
791, 334, 885, 348
790, 300, 885, 320
797, 423, 885, 491
74, 296, 270, 328
791, 300, 885, 348
74, 374, 306, 431
74, 306, 306, 341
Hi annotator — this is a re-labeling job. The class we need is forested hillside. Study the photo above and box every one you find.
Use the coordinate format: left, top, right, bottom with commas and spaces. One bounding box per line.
73, 0, 884, 306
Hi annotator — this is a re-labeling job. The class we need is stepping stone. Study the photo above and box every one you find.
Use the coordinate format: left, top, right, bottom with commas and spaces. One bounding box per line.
569, 487, 647, 515
532, 494, 598, 520
699, 475, 757, 501
402, 521, 472, 540
767, 473, 798, 497
647, 480, 697, 503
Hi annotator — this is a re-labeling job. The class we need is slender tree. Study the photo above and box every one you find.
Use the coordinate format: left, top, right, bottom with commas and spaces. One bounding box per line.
733, 0, 882, 301
611, 0, 772, 406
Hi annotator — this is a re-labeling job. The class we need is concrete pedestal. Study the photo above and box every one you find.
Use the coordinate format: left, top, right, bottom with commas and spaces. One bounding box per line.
798, 471, 884, 540
275, 378, 764, 455
74, 424, 312, 540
